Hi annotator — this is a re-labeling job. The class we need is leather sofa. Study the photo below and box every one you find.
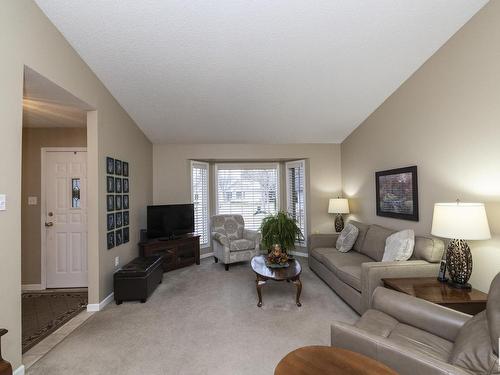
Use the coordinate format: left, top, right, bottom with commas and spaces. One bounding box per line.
309, 221, 444, 313
331, 273, 500, 375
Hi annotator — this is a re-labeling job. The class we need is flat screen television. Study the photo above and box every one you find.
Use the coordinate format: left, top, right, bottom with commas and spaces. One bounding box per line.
147, 204, 195, 239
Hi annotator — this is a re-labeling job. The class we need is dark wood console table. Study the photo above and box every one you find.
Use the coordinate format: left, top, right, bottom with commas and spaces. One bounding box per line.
382, 277, 488, 315
139, 234, 200, 273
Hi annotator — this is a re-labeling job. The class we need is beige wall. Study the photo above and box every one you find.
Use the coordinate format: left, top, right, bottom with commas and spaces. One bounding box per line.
341, 0, 500, 293
0, 1, 152, 369
153, 144, 342, 253
21, 127, 87, 284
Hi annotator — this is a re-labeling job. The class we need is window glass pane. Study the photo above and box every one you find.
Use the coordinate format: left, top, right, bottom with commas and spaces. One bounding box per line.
216, 164, 279, 231
72, 178, 81, 208
191, 162, 209, 245
286, 161, 306, 245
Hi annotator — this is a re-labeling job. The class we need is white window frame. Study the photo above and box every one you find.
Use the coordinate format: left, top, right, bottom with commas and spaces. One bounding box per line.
285, 160, 307, 246
190, 160, 210, 248
214, 163, 280, 231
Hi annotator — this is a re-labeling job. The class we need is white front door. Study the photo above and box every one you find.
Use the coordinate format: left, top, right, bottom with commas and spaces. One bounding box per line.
44, 149, 88, 288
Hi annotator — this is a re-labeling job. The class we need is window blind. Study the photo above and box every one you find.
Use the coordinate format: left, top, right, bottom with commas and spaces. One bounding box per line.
215, 163, 279, 231
191, 161, 209, 246
286, 160, 307, 245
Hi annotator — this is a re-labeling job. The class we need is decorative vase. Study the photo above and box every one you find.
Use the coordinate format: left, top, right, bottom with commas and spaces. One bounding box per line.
446, 239, 473, 289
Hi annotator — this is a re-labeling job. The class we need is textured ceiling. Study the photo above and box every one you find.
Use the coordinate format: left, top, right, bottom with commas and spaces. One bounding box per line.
35, 0, 487, 143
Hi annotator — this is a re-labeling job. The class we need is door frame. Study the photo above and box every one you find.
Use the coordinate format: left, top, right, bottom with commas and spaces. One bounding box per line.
40, 147, 88, 289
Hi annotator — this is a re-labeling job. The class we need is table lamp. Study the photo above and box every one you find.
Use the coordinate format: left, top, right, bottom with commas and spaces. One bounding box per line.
328, 198, 350, 233
431, 201, 491, 289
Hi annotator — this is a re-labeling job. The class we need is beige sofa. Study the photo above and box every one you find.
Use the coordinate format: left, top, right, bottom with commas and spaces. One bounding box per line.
331, 274, 500, 375
309, 221, 444, 314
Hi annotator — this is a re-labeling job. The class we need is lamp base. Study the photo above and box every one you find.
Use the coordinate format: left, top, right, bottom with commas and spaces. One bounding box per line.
448, 280, 472, 290
446, 239, 473, 290
334, 214, 344, 233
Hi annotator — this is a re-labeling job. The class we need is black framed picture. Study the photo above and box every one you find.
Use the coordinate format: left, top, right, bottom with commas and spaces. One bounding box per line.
115, 159, 122, 176
123, 162, 129, 177
106, 157, 115, 174
107, 213, 115, 230
107, 195, 115, 211
107, 176, 115, 193
123, 195, 129, 209
123, 178, 129, 193
107, 232, 115, 249
376, 166, 419, 221
123, 211, 129, 226
115, 195, 122, 210
123, 227, 129, 243
115, 212, 123, 228
115, 229, 123, 246
115, 178, 122, 193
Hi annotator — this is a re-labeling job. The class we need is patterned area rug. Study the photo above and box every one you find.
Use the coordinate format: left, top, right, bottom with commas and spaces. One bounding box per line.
22, 291, 88, 353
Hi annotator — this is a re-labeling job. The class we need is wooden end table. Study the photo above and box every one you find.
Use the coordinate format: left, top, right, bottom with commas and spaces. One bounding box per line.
251, 255, 302, 307
275, 346, 398, 375
382, 277, 488, 315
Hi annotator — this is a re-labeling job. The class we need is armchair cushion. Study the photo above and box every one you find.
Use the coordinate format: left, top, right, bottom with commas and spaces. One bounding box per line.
212, 232, 229, 247
230, 239, 255, 252
449, 311, 499, 374
212, 214, 244, 240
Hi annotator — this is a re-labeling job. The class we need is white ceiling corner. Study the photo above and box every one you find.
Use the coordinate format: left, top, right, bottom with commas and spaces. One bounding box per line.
34, 0, 488, 143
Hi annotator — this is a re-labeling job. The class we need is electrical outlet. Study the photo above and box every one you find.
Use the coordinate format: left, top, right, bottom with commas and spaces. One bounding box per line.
28, 196, 38, 205
115, 256, 119, 267
0, 194, 6, 211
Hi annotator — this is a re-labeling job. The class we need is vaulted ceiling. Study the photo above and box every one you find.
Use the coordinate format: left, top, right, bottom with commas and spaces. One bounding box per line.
35, 0, 487, 143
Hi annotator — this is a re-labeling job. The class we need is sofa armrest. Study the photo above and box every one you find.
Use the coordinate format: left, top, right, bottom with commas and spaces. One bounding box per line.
331, 321, 472, 375
361, 260, 440, 313
309, 233, 338, 251
212, 232, 229, 247
371, 287, 470, 342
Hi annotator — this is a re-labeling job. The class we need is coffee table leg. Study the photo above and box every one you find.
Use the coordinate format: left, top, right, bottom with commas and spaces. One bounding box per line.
256, 276, 265, 307
293, 278, 302, 307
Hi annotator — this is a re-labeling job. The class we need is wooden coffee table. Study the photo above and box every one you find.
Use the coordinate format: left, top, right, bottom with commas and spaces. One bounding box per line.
275, 346, 398, 375
251, 255, 302, 307
382, 277, 488, 315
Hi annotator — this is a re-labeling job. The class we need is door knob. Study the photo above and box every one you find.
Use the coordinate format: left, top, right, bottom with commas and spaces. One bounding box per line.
45, 222, 54, 227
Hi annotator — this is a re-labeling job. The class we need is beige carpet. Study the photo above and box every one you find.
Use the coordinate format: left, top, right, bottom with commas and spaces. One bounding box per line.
27, 257, 358, 375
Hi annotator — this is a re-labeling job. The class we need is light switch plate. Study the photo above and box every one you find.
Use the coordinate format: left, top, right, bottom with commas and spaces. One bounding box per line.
115, 256, 119, 267
0, 195, 6, 211
28, 196, 38, 205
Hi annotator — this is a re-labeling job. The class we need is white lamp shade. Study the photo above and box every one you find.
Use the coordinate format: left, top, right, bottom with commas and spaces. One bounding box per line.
328, 198, 350, 214
431, 202, 491, 240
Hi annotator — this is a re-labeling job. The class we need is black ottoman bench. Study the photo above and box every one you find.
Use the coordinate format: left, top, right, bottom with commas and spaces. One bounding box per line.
114, 255, 163, 305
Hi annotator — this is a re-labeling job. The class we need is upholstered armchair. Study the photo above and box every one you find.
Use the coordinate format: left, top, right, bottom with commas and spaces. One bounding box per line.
211, 214, 261, 270
331, 273, 500, 375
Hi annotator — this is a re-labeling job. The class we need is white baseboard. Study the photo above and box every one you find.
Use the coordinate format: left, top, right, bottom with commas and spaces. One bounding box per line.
22, 284, 44, 291
87, 292, 114, 312
14, 365, 25, 375
289, 251, 308, 258
200, 252, 214, 259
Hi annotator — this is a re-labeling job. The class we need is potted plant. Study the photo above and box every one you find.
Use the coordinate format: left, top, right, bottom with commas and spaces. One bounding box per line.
260, 211, 304, 254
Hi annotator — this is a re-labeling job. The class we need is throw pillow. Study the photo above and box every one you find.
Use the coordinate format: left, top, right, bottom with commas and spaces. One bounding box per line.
336, 223, 359, 253
449, 311, 499, 374
382, 229, 415, 262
